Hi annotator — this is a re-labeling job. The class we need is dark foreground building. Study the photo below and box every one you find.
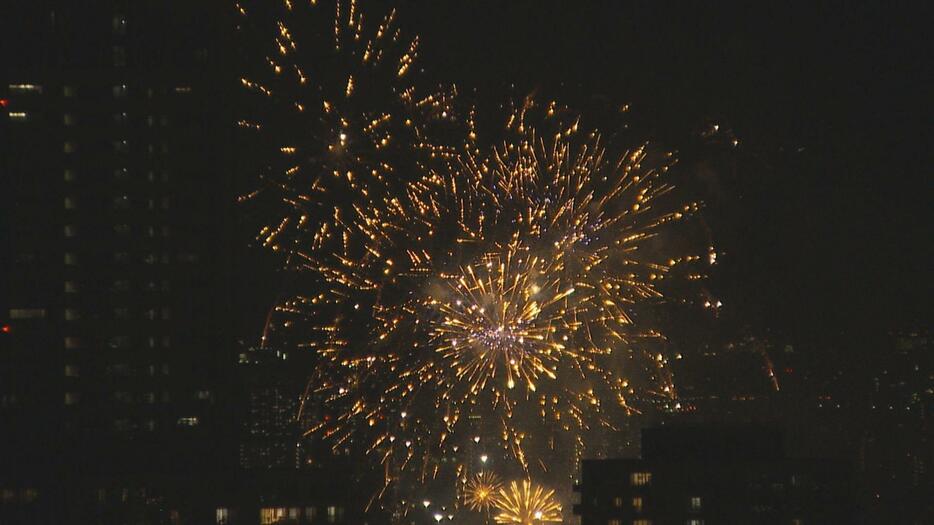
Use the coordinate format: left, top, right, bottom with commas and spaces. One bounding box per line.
574, 425, 853, 525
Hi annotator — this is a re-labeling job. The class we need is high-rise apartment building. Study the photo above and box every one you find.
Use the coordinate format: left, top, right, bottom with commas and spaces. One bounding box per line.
1, 2, 235, 522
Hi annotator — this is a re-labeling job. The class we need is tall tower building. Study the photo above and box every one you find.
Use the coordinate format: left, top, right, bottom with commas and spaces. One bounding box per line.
1, 2, 235, 522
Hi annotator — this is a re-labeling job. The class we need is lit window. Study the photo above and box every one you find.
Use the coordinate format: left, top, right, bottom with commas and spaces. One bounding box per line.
260, 508, 287, 525
64, 141, 76, 153
65, 392, 80, 405
216, 508, 229, 525
63, 85, 76, 97
64, 337, 81, 349
64, 113, 75, 126
64, 196, 77, 209
687, 520, 705, 525
64, 253, 77, 265
613, 496, 623, 508
195, 390, 212, 401
64, 281, 78, 293
791, 520, 803, 525
690, 496, 702, 511
9, 308, 46, 319
174, 86, 192, 93
327, 506, 339, 523
633, 520, 652, 525
112, 85, 127, 98
630, 472, 652, 486
9, 83, 43, 93
632, 496, 643, 513
64, 224, 77, 237
64, 365, 79, 377
64, 308, 80, 321
609, 521, 621, 525
8, 111, 28, 121
64, 169, 76, 182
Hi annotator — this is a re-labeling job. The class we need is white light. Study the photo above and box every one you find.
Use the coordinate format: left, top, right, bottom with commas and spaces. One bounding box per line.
422, 500, 431, 508
480, 454, 488, 463
534, 510, 543, 519
433, 513, 443, 522
339, 133, 347, 141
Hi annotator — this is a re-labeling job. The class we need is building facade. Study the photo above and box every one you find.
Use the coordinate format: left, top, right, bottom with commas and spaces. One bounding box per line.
574, 426, 853, 525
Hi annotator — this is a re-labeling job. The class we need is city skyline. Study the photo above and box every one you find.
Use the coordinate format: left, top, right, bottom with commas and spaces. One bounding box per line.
1, 1, 929, 524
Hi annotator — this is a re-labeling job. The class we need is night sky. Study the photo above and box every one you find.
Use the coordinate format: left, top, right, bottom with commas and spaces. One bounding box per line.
401, 1, 931, 338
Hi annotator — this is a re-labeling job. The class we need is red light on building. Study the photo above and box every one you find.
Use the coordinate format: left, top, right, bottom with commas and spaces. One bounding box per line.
1, 325, 10, 333
0, 99, 8, 107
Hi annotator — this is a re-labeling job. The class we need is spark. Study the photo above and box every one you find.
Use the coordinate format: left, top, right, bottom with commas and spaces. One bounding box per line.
492, 480, 562, 524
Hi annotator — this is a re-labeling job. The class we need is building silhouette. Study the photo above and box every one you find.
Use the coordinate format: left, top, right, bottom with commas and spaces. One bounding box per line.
574, 425, 854, 525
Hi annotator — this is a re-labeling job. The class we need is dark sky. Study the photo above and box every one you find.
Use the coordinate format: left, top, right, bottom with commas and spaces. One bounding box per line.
403, 1, 931, 337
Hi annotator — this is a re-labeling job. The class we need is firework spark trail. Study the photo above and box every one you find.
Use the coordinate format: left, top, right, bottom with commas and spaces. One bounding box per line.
240, 0, 713, 506
492, 480, 562, 524
464, 471, 503, 512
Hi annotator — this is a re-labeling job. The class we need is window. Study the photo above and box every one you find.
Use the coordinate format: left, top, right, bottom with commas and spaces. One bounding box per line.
690, 496, 702, 511
64, 141, 76, 153
64, 337, 81, 349
114, 252, 130, 264
65, 281, 78, 293
687, 520, 705, 525
216, 508, 229, 525
113, 140, 129, 153
114, 224, 130, 235
114, 167, 128, 180
65, 253, 78, 265
113, 46, 126, 67
633, 520, 652, 525
65, 392, 80, 405
9, 308, 45, 319
64, 169, 76, 182
114, 307, 130, 320
64, 365, 79, 377
113, 112, 128, 124
632, 496, 643, 513
64, 113, 75, 126
63, 85, 76, 97
8, 111, 28, 121
108, 336, 130, 349
113, 15, 127, 36
112, 280, 130, 292
64, 196, 77, 209
174, 86, 192, 93
609, 521, 621, 525
64, 308, 80, 321
112, 85, 127, 98
791, 520, 803, 525
260, 508, 286, 525
630, 472, 652, 486
113, 195, 130, 209
64, 224, 77, 237
9, 83, 43, 93
613, 496, 623, 508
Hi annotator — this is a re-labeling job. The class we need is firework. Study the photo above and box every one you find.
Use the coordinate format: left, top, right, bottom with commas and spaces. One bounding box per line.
465, 471, 503, 512
492, 480, 562, 524
242, 0, 711, 504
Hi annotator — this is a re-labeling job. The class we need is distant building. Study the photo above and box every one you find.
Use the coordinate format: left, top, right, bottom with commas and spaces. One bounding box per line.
574, 425, 854, 525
